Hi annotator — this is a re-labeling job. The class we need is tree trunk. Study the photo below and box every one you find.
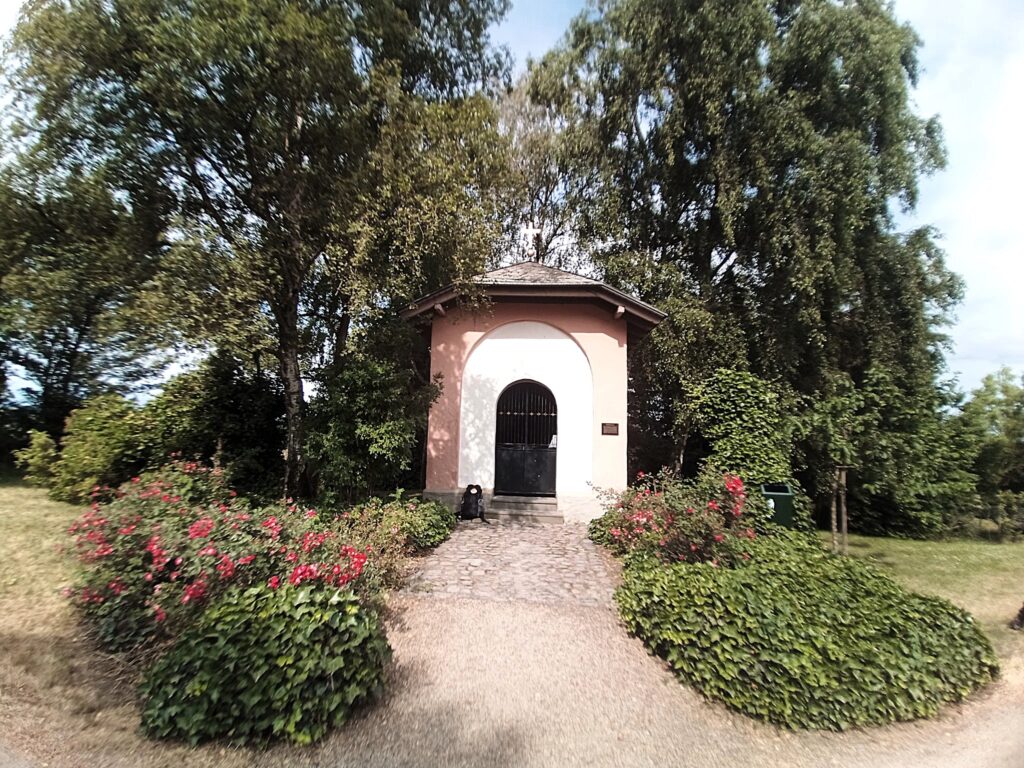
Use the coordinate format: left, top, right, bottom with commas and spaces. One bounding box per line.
673, 430, 688, 478
839, 468, 848, 556
830, 467, 839, 554
276, 289, 308, 499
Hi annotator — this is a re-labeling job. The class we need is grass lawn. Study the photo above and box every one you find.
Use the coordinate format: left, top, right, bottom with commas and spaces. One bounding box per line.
823, 532, 1024, 660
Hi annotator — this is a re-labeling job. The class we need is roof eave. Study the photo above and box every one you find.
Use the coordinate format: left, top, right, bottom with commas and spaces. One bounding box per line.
400, 282, 666, 333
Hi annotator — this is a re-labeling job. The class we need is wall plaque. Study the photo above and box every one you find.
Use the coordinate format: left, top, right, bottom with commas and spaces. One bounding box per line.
601, 422, 619, 436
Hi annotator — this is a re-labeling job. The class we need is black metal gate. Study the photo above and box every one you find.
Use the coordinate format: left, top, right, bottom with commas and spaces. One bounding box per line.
494, 381, 557, 497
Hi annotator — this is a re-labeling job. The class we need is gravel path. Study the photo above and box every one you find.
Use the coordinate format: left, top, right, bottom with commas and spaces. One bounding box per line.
308, 521, 1024, 768
404, 519, 618, 605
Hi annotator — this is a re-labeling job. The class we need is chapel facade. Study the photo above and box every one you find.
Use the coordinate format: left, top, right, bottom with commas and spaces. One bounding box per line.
402, 262, 665, 521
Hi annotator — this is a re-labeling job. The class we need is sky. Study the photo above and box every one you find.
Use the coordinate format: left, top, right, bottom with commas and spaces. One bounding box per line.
1, 0, 1021, 393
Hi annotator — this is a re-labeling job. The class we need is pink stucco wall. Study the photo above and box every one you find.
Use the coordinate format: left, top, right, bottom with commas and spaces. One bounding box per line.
424, 301, 628, 494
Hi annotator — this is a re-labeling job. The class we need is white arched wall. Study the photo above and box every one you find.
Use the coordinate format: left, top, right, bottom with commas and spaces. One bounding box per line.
458, 321, 594, 497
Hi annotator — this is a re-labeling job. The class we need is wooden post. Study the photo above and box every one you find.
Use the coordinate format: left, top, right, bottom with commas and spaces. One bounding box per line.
830, 467, 840, 554
839, 467, 849, 555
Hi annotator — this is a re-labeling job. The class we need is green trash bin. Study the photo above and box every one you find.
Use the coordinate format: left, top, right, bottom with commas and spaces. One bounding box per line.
760, 483, 795, 528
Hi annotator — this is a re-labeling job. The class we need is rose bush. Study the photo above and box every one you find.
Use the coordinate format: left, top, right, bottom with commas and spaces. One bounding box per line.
67, 461, 370, 651
64, 461, 458, 745
589, 470, 764, 567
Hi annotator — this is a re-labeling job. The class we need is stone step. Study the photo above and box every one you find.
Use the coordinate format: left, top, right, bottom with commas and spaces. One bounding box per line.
486, 509, 563, 524
490, 495, 557, 511
487, 495, 562, 523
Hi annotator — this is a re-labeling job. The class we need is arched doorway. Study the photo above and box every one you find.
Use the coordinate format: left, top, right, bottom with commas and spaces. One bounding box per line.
494, 380, 557, 497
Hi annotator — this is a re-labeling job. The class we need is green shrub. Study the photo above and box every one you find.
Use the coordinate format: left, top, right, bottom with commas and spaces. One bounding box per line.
140, 584, 389, 745
336, 493, 456, 594
616, 534, 999, 730
14, 429, 58, 486
397, 497, 457, 549
49, 394, 147, 503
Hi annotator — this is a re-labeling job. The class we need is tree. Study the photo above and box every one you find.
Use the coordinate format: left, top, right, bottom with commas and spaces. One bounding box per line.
143, 352, 287, 497
305, 316, 439, 505
958, 368, 1024, 496
8, 0, 511, 496
533, 0, 963, 531
495, 75, 584, 270
0, 166, 166, 437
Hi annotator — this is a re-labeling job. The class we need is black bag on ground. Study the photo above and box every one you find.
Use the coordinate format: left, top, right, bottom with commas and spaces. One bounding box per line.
459, 485, 486, 521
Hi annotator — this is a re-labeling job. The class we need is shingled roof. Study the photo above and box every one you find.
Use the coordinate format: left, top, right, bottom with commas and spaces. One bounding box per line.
475, 261, 602, 286
400, 261, 666, 335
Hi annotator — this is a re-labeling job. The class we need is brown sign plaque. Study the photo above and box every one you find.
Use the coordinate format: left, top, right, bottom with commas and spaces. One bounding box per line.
601, 423, 619, 436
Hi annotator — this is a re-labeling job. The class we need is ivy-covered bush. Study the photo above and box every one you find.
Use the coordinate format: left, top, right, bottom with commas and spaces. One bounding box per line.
616, 533, 999, 730
67, 461, 369, 651
140, 584, 389, 745
589, 470, 768, 566
686, 368, 793, 484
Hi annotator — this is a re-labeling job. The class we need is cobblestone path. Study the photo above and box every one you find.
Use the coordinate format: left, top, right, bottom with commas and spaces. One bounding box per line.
404, 519, 618, 606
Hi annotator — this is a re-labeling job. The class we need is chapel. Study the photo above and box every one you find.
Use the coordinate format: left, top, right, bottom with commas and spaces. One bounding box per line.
402, 262, 665, 521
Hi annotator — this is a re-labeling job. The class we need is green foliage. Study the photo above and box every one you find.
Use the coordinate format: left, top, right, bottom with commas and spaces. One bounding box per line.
48, 394, 146, 503
335, 493, 456, 594
496, 74, 586, 270
396, 498, 457, 550
958, 368, 1024, 496
616, 535, 999, 730
23, 355, 284, 502
8, 0, 513, 496
626, 294, 747, 476
143, 353, 285, 499
306, 345, 439, 505
687, 369, 792, 484
13, 429, 57, 486
0, 167, 167, 438
139, 584, 389, 745
974, 492, 1024, 542
849, 369, 981, 536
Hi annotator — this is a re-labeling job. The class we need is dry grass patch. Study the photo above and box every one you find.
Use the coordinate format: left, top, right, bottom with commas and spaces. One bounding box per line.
0, 479, 266, 767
